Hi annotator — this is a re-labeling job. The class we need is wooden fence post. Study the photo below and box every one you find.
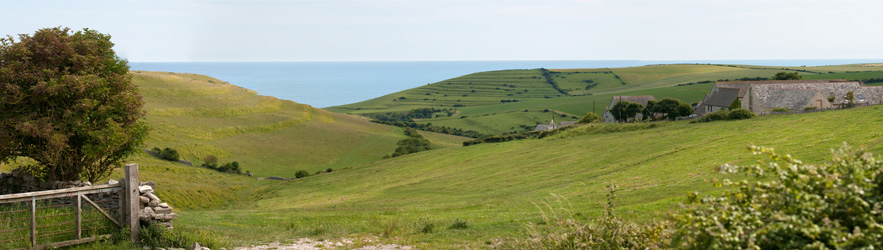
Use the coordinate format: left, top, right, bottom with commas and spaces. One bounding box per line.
124, 163, 140, 242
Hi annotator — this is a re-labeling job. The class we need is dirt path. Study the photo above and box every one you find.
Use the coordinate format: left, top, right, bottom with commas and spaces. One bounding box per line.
234, 239, 411, 250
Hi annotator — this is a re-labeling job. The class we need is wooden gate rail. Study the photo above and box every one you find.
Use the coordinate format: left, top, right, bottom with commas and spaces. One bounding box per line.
0, 163, 139, 250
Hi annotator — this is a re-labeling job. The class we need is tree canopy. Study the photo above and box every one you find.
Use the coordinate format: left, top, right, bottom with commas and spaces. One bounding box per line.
773, 71, 802, 80
0, 27, 148, 182
610, 100, 643, 122
652, 98, 693, 120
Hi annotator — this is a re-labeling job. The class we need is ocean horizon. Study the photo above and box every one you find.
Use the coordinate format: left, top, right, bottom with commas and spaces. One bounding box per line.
130, 59, 883, 108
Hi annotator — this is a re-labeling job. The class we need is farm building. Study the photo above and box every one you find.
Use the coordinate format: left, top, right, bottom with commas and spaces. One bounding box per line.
696, 80, 883, 115
534, 120, 578, 131
602, 95, 657, 123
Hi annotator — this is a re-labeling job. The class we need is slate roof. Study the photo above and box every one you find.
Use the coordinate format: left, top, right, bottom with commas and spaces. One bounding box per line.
534, 124, 553, 131
534, 121, 579, 131
704, 87, 741, 107
763, 89, 821, 110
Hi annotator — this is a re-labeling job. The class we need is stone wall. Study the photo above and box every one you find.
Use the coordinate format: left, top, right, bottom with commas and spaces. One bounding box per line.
137, 181, 178, 229
0, 170, 92, 195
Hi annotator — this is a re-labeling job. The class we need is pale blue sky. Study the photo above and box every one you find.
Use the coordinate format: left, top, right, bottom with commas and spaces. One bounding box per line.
5, 0, 883, 62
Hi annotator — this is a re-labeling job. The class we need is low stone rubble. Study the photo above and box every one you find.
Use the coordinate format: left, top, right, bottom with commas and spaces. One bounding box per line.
137, 181, 177, 229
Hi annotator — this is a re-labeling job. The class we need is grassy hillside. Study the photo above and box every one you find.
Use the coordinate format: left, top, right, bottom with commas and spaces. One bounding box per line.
132, 71, 467, 177
178, 105, 883, 248
2, 71, 469, 211
328, 63, 883, 136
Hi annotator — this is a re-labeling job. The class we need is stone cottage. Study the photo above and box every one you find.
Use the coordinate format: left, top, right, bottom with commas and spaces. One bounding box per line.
696, 80, 883, 115
603, 95, 657, 123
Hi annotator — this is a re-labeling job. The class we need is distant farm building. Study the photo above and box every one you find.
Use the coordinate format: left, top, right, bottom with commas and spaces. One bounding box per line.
696, 80, 883, 115
603, 96, 657, 123
534, 120, 577, 131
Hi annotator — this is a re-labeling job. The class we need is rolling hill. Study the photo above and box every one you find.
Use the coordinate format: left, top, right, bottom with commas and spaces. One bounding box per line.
178, 105, 883, 248
328, 63, 883, 135
2, 71, 470, 210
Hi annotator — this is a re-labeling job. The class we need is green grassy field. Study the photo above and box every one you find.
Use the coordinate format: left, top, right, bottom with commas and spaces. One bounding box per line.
2, 71, 469, 210
131, 71, 468, 178
329, 63, 883, 136
172, 105, 883, 249
6, 65, 883, 249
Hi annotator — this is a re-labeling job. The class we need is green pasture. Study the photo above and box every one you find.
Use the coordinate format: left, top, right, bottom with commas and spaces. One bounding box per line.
176, 105, 883, 249
417, 110, 580, 135
330, 64, 883, 137
327, 69, 563, 114
130, 71, 466, 179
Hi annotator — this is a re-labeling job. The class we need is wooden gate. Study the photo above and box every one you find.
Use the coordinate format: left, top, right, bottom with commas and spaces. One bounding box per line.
0, 164, 140, 250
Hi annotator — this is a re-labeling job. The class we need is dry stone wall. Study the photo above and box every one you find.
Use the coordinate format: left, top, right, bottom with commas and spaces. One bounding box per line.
0, 170, 92, 195
137, 181, 178, 229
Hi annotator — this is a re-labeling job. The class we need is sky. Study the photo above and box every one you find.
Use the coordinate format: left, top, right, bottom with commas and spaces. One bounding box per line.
4, 0, 883, 62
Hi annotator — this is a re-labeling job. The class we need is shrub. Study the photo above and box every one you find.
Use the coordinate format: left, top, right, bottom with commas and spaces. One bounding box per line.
449, 218, 468, 230
295, 170, 310, 178
803, 106, 819, 111
326, 168, 333, 173
696, 110, 729, 123
140, 224, 190, 249
202, 155, 218, 169
578, 112, 601, 124
770, 107, 790, 113
510, 186, 671, 249
726, 108, 756, 120
159, 148, 180, 161
673, 143, 883, 249
728, 98, 741, 110
419, 218, 435, 234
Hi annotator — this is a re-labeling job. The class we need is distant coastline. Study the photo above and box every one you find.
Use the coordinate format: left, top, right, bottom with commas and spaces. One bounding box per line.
130, 59, 883, 108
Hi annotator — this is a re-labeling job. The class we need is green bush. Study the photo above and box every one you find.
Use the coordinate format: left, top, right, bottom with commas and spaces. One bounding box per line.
803, 106, 819, 111
449, 218, 468, 230
695, 110, 729, 123
726, 108, 756, 120
295, 170, 310, 179
578, 112, 601, 124
154, 148, 180, 161
770, 107, 790, 113
510, 185, 671, 249
419, 218, 435, 234
673, 143, 883, 249
140, 224, 190, 249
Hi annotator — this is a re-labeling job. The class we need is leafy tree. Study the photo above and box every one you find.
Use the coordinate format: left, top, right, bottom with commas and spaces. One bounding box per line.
610, 101, 643, 122
773, 71, 802, 80
202, 155, 218, 169
846, 91, 855, 107
728, 98, 741, 110
0, 27, 148, 182
626, 102, 644, 121
674, 144, 883, 249
675, 103, 693, 119
579, 112, 601, 124
642, 100, 657, 121
652, 98, 692, 120
392, 136, 431, 157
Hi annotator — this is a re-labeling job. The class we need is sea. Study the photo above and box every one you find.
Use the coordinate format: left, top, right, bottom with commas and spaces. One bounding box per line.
129, 59, 883, 108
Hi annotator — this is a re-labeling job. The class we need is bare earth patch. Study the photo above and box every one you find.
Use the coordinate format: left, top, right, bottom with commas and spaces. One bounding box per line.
234, 238, 411, 250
